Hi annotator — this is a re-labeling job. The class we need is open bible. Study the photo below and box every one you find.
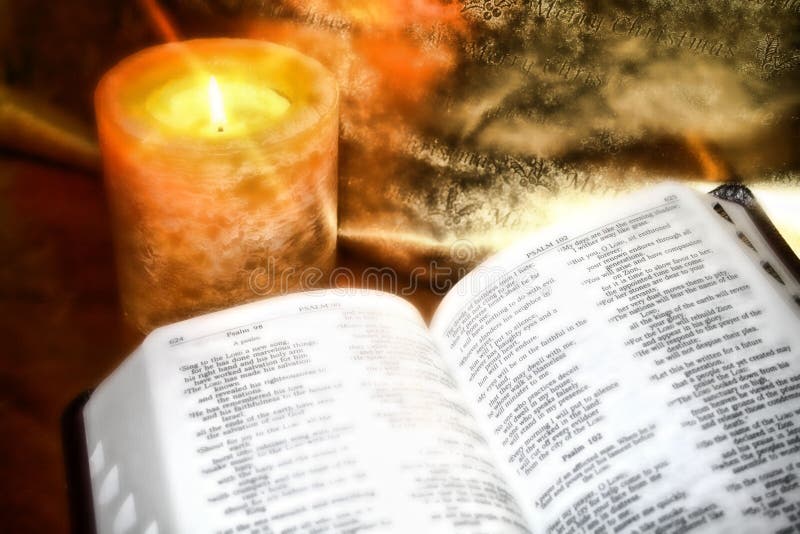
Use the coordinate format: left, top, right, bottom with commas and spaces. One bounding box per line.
69, 183, 800, 533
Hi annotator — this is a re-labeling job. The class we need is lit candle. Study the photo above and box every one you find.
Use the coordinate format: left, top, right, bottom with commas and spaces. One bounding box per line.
95, 39, 339, 333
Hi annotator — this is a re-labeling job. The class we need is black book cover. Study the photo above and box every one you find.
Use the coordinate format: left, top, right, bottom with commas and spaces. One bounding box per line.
62, 389, 97, 534
710, 183, 800, 282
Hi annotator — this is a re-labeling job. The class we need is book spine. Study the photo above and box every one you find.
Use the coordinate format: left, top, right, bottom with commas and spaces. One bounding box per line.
61, 390, 97, 534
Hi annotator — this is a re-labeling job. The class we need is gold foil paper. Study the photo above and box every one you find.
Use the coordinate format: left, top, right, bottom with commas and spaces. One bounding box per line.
3, 1, 799, 275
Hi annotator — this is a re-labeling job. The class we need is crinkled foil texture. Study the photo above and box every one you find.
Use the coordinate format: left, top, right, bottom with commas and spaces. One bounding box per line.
4, 0, 799, 273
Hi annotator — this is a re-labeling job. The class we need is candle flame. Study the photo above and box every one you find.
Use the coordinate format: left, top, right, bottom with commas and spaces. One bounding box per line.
208, 76, 226, 132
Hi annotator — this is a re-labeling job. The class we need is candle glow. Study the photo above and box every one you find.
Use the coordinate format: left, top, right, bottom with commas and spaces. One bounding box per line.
96, 39, 339, 332
144, 75, 291, 138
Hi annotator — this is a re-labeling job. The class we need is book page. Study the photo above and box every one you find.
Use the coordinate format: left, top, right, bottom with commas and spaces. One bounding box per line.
84, 346, 176, 534
431, 184, 800, 532
91, 290, 530, 533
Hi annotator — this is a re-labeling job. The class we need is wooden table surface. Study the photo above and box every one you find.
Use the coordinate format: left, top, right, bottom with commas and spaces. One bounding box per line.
1, 155, 128, 532
0, 153, 445, 533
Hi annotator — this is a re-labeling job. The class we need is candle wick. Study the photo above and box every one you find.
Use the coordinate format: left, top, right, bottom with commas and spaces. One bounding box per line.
217, 125, 224, 133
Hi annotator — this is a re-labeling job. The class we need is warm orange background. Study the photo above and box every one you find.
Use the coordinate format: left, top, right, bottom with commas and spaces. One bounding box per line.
2, 2, 799, 532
